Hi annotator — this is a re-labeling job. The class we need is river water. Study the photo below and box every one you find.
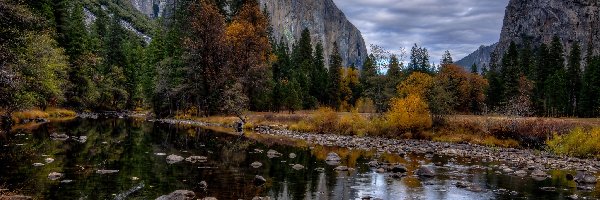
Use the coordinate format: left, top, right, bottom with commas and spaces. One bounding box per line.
0, 118, 598, 199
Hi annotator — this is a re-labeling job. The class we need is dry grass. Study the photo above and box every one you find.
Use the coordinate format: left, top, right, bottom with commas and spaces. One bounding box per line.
10, 108, 76, 124
11, 110, 49, 124
176, 111, 600, 149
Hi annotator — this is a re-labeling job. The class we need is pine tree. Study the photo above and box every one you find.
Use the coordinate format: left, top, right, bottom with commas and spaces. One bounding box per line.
311, 42, 329, 104
292, 28, 316, 109
441, 50, 453, 65
544, 36, 568, 116
501, 41, 520, 103
532, 43, 550, 115
486, 52, 504, 110
327, 42, 343, 110
471, 63, 478, 74
580, 44, 600, 117
520, 42, 534, 78
566, 42, 582, 116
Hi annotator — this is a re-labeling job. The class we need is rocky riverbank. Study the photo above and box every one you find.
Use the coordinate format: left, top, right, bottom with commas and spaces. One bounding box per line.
156, 118, 600, 184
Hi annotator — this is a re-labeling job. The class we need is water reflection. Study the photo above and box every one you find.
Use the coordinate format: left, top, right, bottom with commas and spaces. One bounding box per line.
0, 118, 598, 199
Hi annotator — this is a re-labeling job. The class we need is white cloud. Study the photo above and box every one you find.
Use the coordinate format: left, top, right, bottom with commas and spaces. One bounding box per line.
332, 0, 509, 63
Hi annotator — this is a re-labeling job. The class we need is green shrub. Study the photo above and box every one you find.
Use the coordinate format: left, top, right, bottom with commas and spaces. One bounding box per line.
547, 127, 600, 158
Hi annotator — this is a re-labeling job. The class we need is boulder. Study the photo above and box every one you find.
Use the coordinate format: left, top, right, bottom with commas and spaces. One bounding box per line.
325, 152, 341, 162
166, 155, 184, 164
267, 150, 282, 158
0, 195, 32, 200
575, 171, 598, 184
292, 164, 304, 170
155, 190, 195, 200
254, 175, 267, 186
96, 170, 119, 174
531, 170, 548, 181
199, 181, 207, 189
289, 153, 297, 159
416, 166, 435, 178
185, 156, 207, 163
514, 170, 528, 177
49, 133, 69, 141
390, 165, 407, 173
334, 166, 349, 171
251, 161, 263, 168
44, 158, 54, 164
48, 172, 63, 181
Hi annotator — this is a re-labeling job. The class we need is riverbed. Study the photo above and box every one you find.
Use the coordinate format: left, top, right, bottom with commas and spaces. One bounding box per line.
0, 118, 598, 199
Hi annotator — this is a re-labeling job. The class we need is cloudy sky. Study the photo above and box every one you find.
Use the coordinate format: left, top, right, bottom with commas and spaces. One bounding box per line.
331, 0, 509, 63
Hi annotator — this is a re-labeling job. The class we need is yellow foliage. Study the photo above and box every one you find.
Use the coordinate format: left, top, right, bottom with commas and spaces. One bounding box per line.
355, 98, 376, 113
547, 127, 600, 158
311, 107, 339, 133
397, 72, 433, 98
386, 94, 432, 134
338, 110, 369, 136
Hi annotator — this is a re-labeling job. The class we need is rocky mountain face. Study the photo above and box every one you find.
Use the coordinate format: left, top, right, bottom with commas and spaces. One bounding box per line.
130, 0, 175, 19
260, 0, 367, 68
494, 0, 600, 61
130, 0, 368, 68
456, 43, 497, 72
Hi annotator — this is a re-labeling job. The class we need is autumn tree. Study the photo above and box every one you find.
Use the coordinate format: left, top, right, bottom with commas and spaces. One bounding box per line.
226, 0, 273, 112
183, 0, 228, 115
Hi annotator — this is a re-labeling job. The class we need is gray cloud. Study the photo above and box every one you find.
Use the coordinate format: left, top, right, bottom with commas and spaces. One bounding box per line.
332, 0, 509, 64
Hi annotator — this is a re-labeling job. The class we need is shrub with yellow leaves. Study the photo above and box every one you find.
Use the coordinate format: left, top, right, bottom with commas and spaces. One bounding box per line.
385, 94, 432, 135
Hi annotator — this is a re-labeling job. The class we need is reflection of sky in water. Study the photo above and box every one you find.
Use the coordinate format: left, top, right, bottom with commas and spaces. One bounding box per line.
0, 118, 596, 200
308, 169, 496, 200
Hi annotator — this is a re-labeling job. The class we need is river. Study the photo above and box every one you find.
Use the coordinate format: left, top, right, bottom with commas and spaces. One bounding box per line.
0, 118, 597, 199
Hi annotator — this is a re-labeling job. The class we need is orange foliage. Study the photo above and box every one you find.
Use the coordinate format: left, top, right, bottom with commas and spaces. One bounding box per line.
397, 72, 433, 98
386, 94, 432, 134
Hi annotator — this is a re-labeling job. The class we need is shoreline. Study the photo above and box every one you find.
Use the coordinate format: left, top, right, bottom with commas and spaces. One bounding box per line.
154, 118, 600, 177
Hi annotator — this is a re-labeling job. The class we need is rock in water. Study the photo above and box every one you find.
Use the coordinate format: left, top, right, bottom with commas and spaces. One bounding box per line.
199, 181, 207, 189
325, 152, 341, 165
326, 152, 341, 161
48, 172, 63, 181
0, 195, 32, 200
155, 190, 195, 200
267, 149, 282, 158
254, 175, 267, 186
575, 171, 598, 184
514, 170, 528, 177
334, 166, 349, 171
32, 163, 44, 167
44, 158, 54, 164
292, 164, 304, 170
251, 161, 263, 168
416, 166, 435, 178
289, 153, 297, 159
96, 170, 119, 174
531, 170, 548, 181
50, 133, 69, 141
390, 165, 408, 173
185, 156, 207, 163
166, 155, 184, 164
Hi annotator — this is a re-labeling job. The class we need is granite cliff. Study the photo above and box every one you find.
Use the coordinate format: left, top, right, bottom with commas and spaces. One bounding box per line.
130, 0, 367, 68
494, 0, 599, 62
259, 0, 367, 68
456, 43, 497, 72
